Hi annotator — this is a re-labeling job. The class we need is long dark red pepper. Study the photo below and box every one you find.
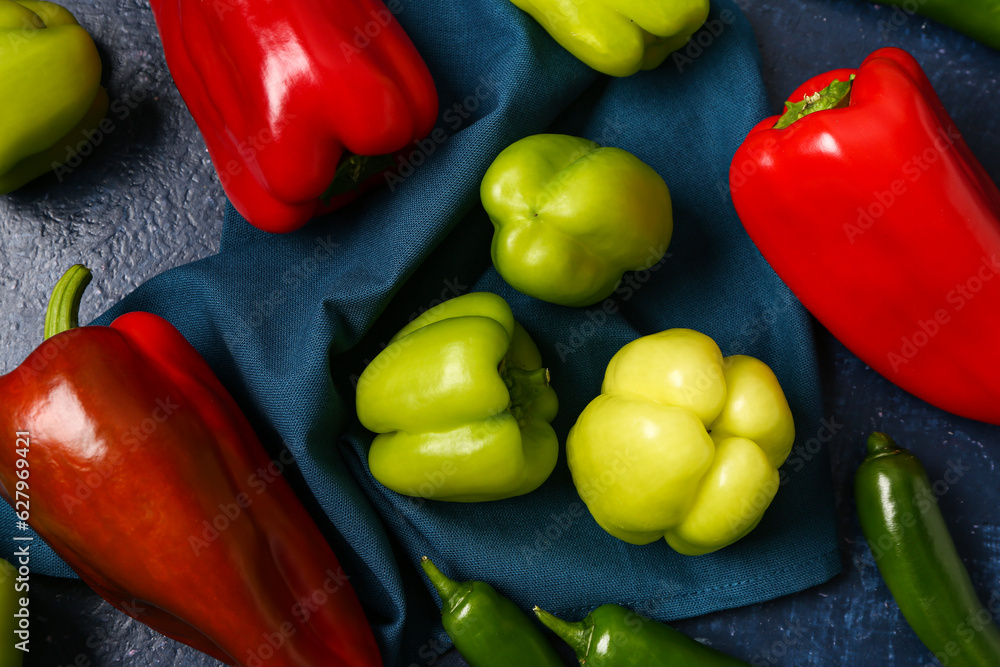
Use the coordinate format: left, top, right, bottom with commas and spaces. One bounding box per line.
0, 266, 381, 666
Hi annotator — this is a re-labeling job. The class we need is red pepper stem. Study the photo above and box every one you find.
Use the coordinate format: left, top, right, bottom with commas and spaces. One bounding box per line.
533, 606, 590, 653
420, 557, 468, 613
44, 265, 93, 340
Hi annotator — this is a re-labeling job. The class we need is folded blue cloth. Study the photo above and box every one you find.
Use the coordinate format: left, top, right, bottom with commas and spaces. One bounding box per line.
1, 0, 840, 663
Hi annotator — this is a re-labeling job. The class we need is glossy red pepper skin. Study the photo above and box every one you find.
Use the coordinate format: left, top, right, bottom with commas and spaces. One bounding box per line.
730, 47, 1000, 426
149, 0, 439, 233
0, 312, 381, 666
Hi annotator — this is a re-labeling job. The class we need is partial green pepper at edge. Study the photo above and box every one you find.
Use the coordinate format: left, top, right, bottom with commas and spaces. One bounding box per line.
871, 0, 1000, 51
507, 0, 710, 76
0, 0, 108, 193
0, 558, 24, 666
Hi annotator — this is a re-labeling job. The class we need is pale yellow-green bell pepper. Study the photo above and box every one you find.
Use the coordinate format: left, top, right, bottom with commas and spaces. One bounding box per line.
566, 329, 795, 555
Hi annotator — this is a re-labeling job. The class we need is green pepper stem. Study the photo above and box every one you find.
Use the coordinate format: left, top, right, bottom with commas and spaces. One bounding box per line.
44, 265, 92, 340
421, 557, 467, 613
866, 432, 903, 459
774, 75, 855, 130
533, 606, 590, 655
502, 366, 550, 423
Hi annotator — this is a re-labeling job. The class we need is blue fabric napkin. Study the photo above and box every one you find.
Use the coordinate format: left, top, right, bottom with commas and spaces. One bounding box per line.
2, 0, 841, 663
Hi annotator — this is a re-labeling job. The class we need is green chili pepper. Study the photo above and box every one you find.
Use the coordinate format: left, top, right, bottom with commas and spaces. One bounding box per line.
420, 557, 563, 667
534, 603, 749, 666
868, 0, 1000, 51
856, 432, 1000, 666
0, 558, 24, 666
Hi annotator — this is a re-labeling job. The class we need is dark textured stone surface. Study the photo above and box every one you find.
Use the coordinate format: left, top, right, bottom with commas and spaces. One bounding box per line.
5, 0, 1000, 665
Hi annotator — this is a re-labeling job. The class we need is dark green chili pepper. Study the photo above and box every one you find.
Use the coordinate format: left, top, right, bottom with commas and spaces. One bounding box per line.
420, 557, 563, 667
856, 432, 1000, 666
534, 603, 748, 666
867, 0, 1000, 51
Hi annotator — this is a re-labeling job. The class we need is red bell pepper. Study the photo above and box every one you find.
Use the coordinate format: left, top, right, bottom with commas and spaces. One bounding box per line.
149, 0, 439, 233
729, 47, 1000, 426
0, 266, 381, 666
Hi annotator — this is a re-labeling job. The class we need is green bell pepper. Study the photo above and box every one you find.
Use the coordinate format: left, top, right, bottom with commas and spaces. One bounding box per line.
508, 0, 710, 77
481, 134, 673, 307
356, 292, 559, 502
0, 0, 108, 193
566, 329, 795, 555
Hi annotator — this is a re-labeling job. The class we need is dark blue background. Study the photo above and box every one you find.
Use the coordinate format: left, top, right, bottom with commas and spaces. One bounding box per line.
4, 0, 1000, 665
